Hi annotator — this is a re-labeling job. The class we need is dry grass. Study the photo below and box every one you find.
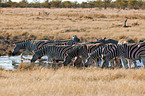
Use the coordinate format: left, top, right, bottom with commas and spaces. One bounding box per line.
0, 67, 145, 96
0, 8, 145, 95
1, 8, 145, 41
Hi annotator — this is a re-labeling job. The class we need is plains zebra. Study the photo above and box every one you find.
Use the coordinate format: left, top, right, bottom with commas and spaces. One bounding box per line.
87, 43, 104, 53
52, 35, 80, 45
63, 44, 88, 66
101, 44, 126, 68
31, 45, 74, 64
97, 37, 118, 44
85, 46, 104, 67
101, 43, 145, 69
85, 44, 119, 68
12, 40, 48, 58
123, 43, 145, 68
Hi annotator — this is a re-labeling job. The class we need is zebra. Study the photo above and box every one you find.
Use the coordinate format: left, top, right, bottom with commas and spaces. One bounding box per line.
63, 44, 88, 67
31, 45, 74, 65
85, 46, 104, 67
97, 37, 118, 44
85, 44, 119, 68
53, 35, 80, 45
12, 40, 48, 59
87, 43, 104, 54
101, 44, 126, 69
101, 43, 145, 69
123, 43, 145, 68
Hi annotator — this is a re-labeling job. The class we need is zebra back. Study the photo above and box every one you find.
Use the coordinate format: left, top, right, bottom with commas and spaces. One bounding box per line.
31, 45, 74, 62
87, 43, 104, 53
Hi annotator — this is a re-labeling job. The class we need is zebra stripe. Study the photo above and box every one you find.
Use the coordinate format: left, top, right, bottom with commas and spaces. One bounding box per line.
12, 40, 48, 58
101, 43, 145, 69
31, 45, 74, 63
123, 43, 145, 68
87, 43, 104, 53
63, 44, 88, 66
101, 44, 125, 68
85, 46, 104, 67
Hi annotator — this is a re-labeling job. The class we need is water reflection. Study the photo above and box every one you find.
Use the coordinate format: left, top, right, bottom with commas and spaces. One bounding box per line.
0, 55, 144, 70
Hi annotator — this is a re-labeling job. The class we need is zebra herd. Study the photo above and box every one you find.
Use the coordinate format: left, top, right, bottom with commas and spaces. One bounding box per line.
12, 36, 145, 69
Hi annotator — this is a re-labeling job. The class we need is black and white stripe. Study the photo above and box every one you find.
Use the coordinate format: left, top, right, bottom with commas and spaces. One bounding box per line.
101, 43, 145, 69
63, 44, 88, 66
31, 45, 74, 64
12, 40, 48, 58
85, 46, 104, 67
101, 44, 126, 68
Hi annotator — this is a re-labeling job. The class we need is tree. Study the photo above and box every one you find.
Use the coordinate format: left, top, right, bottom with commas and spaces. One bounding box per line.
104, 0, 111, 9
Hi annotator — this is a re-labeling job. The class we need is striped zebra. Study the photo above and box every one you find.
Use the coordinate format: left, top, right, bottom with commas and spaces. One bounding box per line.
101, 43, 145, 69
123, 43, 145, 68
85, 46, 104, 67
31, 45, 74, 64
53, 35, 80, 45
87, 43, 104, 53
85, 44, 120, 68
63, 44, 88, 67
12, 40, 48, 59
101, 44, 126, 68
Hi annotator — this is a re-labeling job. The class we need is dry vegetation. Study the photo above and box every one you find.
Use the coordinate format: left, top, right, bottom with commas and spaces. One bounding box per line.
0, 8, 145, 96
1, 8, 145, 41
0, 67, 145, 96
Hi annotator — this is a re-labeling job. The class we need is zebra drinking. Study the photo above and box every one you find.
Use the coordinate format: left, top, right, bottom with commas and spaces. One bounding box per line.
12, 40, 48, 59
101, 44, 126, 68
31, 45, 74, 64
63, 44, 88, 67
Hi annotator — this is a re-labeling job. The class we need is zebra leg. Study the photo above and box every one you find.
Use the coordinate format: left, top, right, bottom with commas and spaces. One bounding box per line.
63, 56, 71, 66
47, 56, 52, 68
141, 56, 145, 68
133, 60, 137, 68
127, 59, 131, 69
20, 50, 31, 60
120, 56, 127, 69
74, 56, 83, 68
110, 59, 114, 69
100, 58, 109, 68
81, 57, 86, 68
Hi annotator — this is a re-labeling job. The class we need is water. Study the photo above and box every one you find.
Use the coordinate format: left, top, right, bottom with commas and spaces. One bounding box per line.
0, 55, 144, 70
0, 55, 48, 70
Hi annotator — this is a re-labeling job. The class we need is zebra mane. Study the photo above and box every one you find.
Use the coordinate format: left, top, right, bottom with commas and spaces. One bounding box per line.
14, 39, 30, 44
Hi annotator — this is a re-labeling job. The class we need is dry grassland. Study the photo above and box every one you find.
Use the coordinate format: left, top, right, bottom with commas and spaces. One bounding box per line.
1, 8, 145, 41
0, 8, 145, 96
0, 67, 145, 96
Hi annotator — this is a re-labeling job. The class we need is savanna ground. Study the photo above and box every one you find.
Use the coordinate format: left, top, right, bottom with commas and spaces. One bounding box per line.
0, 8, 145, 96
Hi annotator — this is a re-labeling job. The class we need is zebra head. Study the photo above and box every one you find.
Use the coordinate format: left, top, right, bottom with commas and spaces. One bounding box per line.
31, 47, 45, 62
31, 53, 38, 62
100, 56, 109, 68
12, 42, 26, 56
85, 57, 93, 67
72, 35, 80, 42
79, 44, 88, 59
